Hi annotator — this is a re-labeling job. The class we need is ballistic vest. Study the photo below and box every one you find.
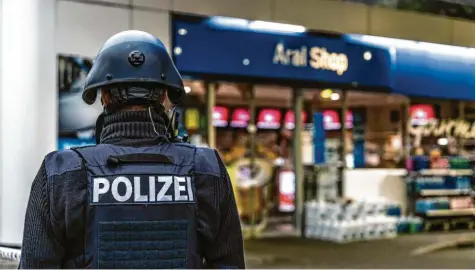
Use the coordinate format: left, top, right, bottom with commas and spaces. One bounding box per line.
46, 143, 219, 269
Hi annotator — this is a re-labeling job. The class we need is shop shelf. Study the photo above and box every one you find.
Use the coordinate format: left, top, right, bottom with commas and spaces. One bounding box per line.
425, 208, 475, 217
419, 189, 474, 197
419, 169, 473, 176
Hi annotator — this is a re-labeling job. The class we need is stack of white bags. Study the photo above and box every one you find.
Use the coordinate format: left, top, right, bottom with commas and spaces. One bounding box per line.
304, 198, 398, 243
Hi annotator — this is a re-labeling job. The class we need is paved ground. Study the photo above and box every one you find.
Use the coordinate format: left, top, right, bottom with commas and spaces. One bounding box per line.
1, 232, 474, 269
244, 232, 475, 269
0, 259, 16, 269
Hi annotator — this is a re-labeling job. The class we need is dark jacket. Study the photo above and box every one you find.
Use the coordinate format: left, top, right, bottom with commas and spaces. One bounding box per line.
18, 111, 245, 269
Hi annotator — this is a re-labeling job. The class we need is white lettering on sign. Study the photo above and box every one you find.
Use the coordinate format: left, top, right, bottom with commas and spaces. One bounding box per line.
409, 119, 475, 147
92, 175, 194, 204
272, 43, 348, 76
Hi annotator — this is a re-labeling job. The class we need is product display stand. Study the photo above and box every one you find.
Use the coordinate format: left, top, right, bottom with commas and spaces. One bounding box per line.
303, 163, 400, 243
304, 199, 399, 243
406, 157, 475, 232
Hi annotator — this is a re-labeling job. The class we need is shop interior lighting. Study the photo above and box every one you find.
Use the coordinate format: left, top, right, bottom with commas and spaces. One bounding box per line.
391, 136, 402, 149
437, 138, 449, 146
330, 93, 340, 101
212, 111, 221, 120
350, 34, 475, 58
346, 154, 354, 169
184, 86, 191, 94
415, 109, 426, 118
321, 89, 333, 99
274, 157, 285, 166
248, 20, 306, 33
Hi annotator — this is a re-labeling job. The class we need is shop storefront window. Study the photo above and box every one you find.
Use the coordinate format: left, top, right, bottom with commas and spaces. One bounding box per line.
180, 84, 411, 170
314, 89, 407, 169
171, 13, 474, 238
177, 83, 414, 236
407, 100, 475, 158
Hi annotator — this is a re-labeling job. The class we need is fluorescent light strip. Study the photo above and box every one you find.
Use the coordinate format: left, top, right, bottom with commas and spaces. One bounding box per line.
248, 20, 306, 33
350, 34, 475, 58
208, 16, 306, 34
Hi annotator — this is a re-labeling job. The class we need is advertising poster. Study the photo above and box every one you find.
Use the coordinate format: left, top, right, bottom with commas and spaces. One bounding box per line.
284, 110, 308, 130
409, 104, 436, 126
184, 108, 200, 131
278, 170, 296, 212
322, 110, 353, 130
212, 106, 230, 127
57, 55, 101, 150
257, 109, 282, 129
230, 108, 250, 128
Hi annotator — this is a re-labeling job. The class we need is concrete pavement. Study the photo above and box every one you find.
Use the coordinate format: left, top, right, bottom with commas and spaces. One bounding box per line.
244, 232, 475, 268
1, 232, 474, 269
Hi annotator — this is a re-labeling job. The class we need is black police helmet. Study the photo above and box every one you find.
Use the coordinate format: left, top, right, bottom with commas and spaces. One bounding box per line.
82, 30, 186, 105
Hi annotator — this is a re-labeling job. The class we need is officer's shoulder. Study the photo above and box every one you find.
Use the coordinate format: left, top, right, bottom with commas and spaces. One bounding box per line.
171, 142, 197, 149
44, 148, 84, 176
193, 146, 221, 177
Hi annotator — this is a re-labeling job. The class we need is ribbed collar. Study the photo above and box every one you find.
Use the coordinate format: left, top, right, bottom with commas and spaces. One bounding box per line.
100, 110, 168, 146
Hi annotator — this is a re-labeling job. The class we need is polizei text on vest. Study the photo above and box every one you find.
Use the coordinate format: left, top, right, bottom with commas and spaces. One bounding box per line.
92, 175, 194, 204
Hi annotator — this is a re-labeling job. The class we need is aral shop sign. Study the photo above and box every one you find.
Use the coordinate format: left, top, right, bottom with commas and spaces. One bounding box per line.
409, 119, 475, 146
173, 16, 395, 88
272, 43, 349, 76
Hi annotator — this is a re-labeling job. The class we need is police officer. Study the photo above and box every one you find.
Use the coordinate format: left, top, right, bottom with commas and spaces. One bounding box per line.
19, 30, 245, 269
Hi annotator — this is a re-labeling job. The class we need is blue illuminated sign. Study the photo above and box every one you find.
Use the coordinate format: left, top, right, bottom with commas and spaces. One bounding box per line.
58, 137, 96, 150
172, 15, 475, 101
172, 16, 393, 90
346, 34, 475, 101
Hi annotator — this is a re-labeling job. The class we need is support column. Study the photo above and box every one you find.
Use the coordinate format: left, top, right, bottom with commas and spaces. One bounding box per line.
244, 85, 257, 236
338, 91, 348, 198
292, 88, 304, 236
0, 0, 57, 245
401, 101, 410, 163
401, 100, 411, 215
457, 101, 465, 152
206, 82, 216, 148
247, 86, 256, 175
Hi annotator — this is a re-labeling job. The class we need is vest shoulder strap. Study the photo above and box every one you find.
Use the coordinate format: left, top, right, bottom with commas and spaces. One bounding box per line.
44, 149, 84, 177
193, 147, 221, 177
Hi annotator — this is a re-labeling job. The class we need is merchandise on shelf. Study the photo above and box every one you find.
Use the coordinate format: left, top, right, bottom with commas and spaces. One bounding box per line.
405, 156, 475, 232
415, 198, 450, 213
386, 203, 402, 217
304, 199, 400, 243
396, 216, 424, 234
